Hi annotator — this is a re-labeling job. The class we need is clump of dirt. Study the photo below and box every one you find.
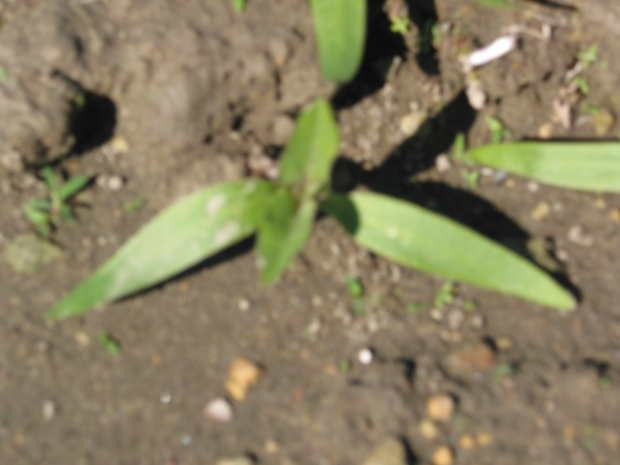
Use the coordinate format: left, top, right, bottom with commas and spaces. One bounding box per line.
2, 1, 620, 464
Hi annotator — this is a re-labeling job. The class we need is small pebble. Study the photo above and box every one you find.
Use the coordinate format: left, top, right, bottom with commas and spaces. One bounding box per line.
567, 225, 593, 247
399, 110, 427, 136
594, 109, 615, 136
459, 434, 476, 450
110, 136, 130, 154
594, 197, 606, 209
107, 175, 124, 190
431, 445, 454, 465
426, 394, 456, 422
238, 298, 251, 312
42, 400, 55, 421
446, 309, 464, 330
465, 78, 486, 110
495, 337, 512, 350
358, 348, 374, 365
476, 432, 495, 446
531, 201, 550, 221
160, 392, 171, 404
225, 358, 263, 401
442, 340, 495, 381
480, 167, 494, 176
74, 332, 90, 347
271, 115, 296, 146
265, 439, 279, 454
364, 437, 407, 465
504, 178, 516, 188
610, 208, 620, 223
204, 398, 234, 422
538, 122, 554, 139
493, 170, 508, 184
180, 434, 192, 445
216, 457, 254, 465
419, 419, 439, 440
527, 181, 540, 193
435, 154, 452, 172
430, 308, 444, 321
1, 150, 23, 171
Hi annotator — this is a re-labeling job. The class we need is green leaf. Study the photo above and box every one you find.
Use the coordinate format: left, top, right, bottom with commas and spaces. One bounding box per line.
279, 99, 340, 197
310, 0, 366, 83
346, 276, 364, 298
322, 192, 575, 310
41, 167, 58, 193
58, 175, 91, 200
472, 0, 514, 7
28, 198, 52, 211
257, 187, 317, 283
99, 332, 121, 355
231, 0, 247, 11
49, 179, 275, 319
468, 142, 620, 192
24, 208, 51, 237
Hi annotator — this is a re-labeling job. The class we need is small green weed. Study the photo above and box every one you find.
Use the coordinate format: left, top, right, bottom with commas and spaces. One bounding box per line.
434, 282, 456, 309
577, 45, 598, 69
406, 302, 428, 313
572, 76, 590, 94
390, 16, 410, 35
485, 116, 512, 144
99, 332, 121, 355
25, 167, 91, 237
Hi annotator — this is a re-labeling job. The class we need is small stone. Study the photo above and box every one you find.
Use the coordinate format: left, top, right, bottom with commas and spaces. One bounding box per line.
216, 457, 254, 465
4, 233, 63, 274
107, 175, 124, 191
527, 181, 540, 193
480, 167, 494, 176
593, 109, 615, 136
268, 38, 289, 67
238, 298, 251, 312
358, 348, 374, 365
459, 434, 476, 450
419, 419, 439, 440
110, 136, 129, 154
476, 432, 494, 446
399, 110, 427, 136
426, 394, 456, 422
431, 445, 454, 465
160, 392, 171, 404
204, 398, 233, 422
446, 309, 464, 330
610, 208, 620, 223
364, 437, 407, 465
74, 332, 90, 347
531, 201, 550, 221
442, 341, 495, 381
435, 154, 452, 173
495, 337, 512, 350
265, 439, 279, 454
504, 178, 516, 188
42, 400, 55, 421
465, 79, 486, 110
538, 122, 554, 139
567, 225, 593, 247
594, 197, 606, 209
271, 115, 296, 146
225, 358, 263, 401
1, 150, 23, 171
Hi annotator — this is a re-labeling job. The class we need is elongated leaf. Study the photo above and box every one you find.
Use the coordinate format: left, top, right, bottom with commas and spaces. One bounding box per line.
279, 99, 340, 197
310, 0, 366, 83
257, 187, 317, 283
322, 192, 575, 310
231, 0, 247, 11
49, 179, 275, 319
59, 175, 91, 200
469, 142, 620, 192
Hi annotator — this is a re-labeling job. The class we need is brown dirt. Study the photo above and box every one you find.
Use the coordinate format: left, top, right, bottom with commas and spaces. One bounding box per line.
1, 0, 620, 464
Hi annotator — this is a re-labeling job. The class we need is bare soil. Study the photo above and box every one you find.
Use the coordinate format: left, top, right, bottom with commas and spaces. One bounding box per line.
2, 1, 620, 464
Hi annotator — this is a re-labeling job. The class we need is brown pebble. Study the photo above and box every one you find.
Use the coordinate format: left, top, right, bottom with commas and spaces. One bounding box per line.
426, 394, 456, 422
610, 208, 620, 223
225, 358, 263, 401
495, 337, 512, 350
594, 109, 615, 136
459, 434, 476, 450
442, 341, 496, 381
431, 445, 454, 465
476, 432, 494, 446
364, 437, 407, 465
538, 122, 554, 139
419, 419, 440, 440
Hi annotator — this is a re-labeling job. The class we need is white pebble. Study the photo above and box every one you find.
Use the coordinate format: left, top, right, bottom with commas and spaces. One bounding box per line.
204, 398, 234, 422
465, 79, 486, 110
238, 298, 251, 312
107, 175, 124, 190
160, 392, 171, 404
435, 154, 452, 173
43, 400, 55, 421
527, 181, 540, 193
358, 348, 374, 365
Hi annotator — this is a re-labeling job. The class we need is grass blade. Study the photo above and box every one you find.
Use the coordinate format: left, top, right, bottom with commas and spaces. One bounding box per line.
231, 0, 247, 12
279, 99, 340, 196
468, 142, 620, 192
257, 188, 317, 283
59, 175, 91, 200
322, 192, 575, 310
49, 179, 275, 319
310, 0, 366, 83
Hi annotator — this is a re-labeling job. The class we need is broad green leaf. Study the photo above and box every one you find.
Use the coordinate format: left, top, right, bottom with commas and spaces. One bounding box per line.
310, 0, 366, 83
42, 167, 58, 192
279, 99, 340, 197
49, 179, 275, 319
59, 175, 91, 200
469, 142, 620, 192
231, 0, 247, 12
24, 208, 51, 237
28, 198, 52, 211
322, 192, 575, 310
257, 187, 317, 283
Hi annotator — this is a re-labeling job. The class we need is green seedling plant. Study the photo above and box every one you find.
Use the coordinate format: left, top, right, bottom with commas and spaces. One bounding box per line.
390, 16, 410, 36
25, 167, 91, 237
50, 98, 577, 319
